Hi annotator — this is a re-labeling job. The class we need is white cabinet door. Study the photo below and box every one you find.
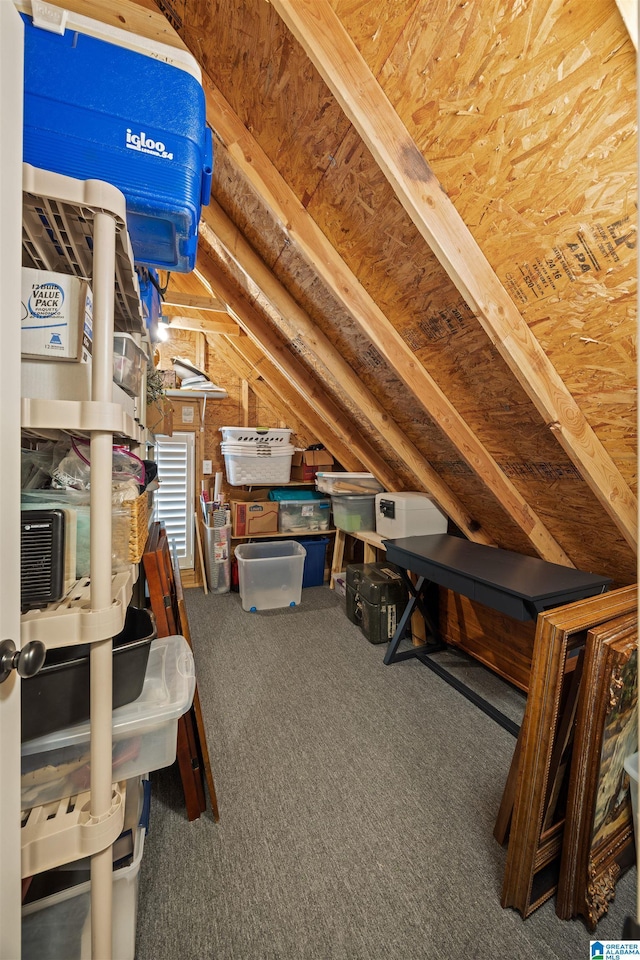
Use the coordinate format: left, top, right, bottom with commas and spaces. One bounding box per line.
0, 5, 24, 957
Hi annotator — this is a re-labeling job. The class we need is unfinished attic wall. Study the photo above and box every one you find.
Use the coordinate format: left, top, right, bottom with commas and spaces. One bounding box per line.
152, 0, 637, 585
155, 327, 313, 500
204, 140, 635, 576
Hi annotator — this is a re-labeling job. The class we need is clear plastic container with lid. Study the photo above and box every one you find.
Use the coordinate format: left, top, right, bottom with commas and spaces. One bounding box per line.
331, 494, 376, 533
315, 472, 383, 495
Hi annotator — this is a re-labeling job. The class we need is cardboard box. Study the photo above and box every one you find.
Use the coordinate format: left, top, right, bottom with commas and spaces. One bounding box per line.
21, 268, 92, 361
232, 500, 279, 537
290, 449, 334, 481
159, 369, 178, 390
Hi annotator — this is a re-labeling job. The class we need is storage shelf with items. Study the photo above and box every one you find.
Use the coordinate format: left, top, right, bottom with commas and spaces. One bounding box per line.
19, 164, 148, 959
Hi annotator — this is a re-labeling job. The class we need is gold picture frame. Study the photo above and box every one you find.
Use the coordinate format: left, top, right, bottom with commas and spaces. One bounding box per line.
500, 584, 637, 918
556, 612, 637, 928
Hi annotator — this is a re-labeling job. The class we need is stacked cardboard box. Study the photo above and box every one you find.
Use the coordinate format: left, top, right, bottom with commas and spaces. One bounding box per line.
290, 448, 334, 481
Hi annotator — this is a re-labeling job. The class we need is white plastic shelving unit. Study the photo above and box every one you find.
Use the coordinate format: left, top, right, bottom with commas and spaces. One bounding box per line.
20, 163, 146, 959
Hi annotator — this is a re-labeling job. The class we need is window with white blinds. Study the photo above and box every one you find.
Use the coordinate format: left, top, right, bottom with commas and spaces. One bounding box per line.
154, 432, 195, 568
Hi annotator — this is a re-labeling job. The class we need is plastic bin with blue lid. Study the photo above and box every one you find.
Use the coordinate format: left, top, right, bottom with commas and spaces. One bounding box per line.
20, 5, 213, 272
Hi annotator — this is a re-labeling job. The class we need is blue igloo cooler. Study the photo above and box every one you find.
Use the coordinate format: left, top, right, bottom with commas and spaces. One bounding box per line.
20, 7, 213, 273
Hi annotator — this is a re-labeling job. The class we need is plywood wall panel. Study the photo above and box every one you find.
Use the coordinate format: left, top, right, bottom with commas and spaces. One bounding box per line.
331, 0, 637, 488
207, 135, 636, 578
147, 0, 636, 579
170, 0, 350, 203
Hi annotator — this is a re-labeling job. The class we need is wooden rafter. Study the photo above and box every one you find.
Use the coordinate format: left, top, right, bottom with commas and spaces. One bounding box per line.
199, 207, 495, 547
270, 0, 637, 553
212, 335, 321, 447
216, 335, 363, 471
195, 247, 400, 489
164, 314, 239, 336
162, 291, 228, 313
201, 78, 572, 565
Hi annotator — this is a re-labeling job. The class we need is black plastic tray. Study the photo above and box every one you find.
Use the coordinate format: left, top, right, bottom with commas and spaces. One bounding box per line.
21, 607, 156, 742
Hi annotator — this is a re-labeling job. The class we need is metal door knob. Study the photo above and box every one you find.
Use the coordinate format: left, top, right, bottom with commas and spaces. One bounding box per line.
0, 639, 46, 683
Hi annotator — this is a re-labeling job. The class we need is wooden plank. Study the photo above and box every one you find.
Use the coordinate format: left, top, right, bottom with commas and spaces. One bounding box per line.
200, 204, 497, 546
271, 0, 637, 552
201, 76, 572, 565
213, 335, 337, 458
162, 291, 228, 313
171, 539, 220, 822
241, 379, 250, 426
162, 313, 240, 336
615, 0, 638, 48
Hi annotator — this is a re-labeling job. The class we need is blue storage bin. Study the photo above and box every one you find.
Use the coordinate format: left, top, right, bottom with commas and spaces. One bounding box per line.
21, 11, 212, 273
294, 536, 330, 588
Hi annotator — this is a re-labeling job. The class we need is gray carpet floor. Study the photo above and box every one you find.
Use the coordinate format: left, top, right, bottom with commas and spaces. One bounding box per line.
135, 586, 637, 959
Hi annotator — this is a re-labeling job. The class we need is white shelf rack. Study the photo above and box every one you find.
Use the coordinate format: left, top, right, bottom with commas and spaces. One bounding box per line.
22, 163, 143, 333
21, 782, 126, 879
21, 567, 136, 650
20, 164, 146, 959
21, 398, 145, 441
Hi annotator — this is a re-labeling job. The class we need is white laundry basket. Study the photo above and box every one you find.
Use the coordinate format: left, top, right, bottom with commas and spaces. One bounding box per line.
221, 441, 294, 485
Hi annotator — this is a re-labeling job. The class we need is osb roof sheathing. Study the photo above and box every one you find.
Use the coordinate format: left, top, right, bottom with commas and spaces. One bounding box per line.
83, 0, 637, 584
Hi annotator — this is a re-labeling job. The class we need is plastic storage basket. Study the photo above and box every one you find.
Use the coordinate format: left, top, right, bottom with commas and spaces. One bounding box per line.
21, 606, 156, 742
22, 824, 146, 960
221, 442, 294, 485
331, 494, 376, 533
113, 334, 147, 398
20, 635, 195, 809
219, 426, 292, 444
235, 540, 306, 611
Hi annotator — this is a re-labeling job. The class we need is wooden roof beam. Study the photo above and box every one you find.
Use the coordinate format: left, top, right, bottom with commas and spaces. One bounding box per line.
201, 80, 571, 564
195, 247, 399, 487
162, 291, 228, 313
165, 314, 240, 336
216, 335, 364, 471
200, 207, 495, 546
212, 335, 321, 444
271, 0, 637, 553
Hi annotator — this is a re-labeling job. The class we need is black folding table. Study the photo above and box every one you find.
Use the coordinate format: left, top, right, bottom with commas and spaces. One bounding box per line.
381, 534, 611, 734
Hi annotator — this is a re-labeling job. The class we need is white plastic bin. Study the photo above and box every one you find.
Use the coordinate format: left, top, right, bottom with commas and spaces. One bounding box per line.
278, 498, 331, 533
235, 540, 306, 611
22, 824, 145, 960
219, 426, 292, 444
21, 636, 195, 809
331, 494, 376, 533
221, 441, 294, 485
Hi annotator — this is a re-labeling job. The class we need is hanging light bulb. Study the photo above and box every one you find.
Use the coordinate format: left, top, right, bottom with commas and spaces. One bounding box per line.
156, 315, 171, 342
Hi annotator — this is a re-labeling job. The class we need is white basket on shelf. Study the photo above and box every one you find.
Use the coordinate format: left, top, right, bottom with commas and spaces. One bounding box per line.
220, 441, 294, 485
219, 426, 292, 444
